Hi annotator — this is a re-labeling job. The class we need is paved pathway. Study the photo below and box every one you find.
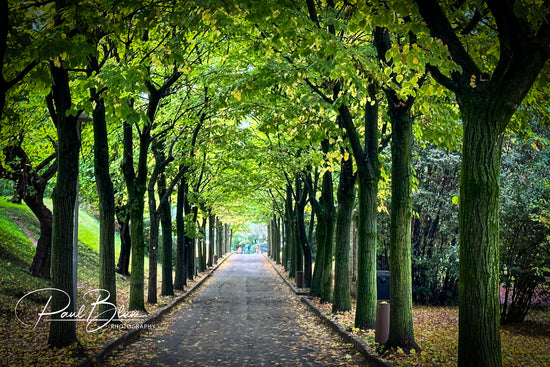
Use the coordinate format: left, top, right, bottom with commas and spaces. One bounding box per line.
103, 254, 372, 366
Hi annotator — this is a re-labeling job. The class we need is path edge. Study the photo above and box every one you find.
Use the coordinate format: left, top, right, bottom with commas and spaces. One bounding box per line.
264, 254, 393, 367
79, 254, 232, 367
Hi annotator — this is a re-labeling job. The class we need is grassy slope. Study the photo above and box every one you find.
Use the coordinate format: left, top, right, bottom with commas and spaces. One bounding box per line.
0, 196, 185, 366
0, 197, 49, 313
0, 196, 128, 309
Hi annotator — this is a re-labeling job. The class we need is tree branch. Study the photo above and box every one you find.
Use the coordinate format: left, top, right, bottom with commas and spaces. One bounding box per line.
414, 0, 481, 76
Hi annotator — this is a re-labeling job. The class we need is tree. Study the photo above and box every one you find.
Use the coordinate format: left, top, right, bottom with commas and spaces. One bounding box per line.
373, 25, 422, 351
309, 141, 336, 303
0, 134, 56, 279
121, 111, 151, 312
0, 0, 39, 118
89, 53, 119, 322
332, 145, 356, 312
412, 1, 550, 365
48, 52, 80, 349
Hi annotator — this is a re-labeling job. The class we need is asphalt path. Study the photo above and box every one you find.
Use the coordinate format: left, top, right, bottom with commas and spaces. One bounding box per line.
103, 254, 372, 366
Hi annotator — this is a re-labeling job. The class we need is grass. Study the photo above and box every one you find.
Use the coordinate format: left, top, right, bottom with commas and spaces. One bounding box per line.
0, 196, 184, 365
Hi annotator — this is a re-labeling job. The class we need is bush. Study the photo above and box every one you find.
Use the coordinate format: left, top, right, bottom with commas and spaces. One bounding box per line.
500, 127, 550, 324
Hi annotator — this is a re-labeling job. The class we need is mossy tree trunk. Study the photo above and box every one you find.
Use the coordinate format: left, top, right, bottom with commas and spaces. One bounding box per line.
333, 146, 356, 313
310, 140, 336, 301
386, 100, 418, 352
174, 178, 186, 290
413, 1, 550, 365
207, 211, 215, 267
48, 60, 79, 347
339, 99, 381, 329
90, 61, 118, 322
122, 118, 150, 312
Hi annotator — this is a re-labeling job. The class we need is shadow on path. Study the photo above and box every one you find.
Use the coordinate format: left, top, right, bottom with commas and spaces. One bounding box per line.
103, 254, 372, 366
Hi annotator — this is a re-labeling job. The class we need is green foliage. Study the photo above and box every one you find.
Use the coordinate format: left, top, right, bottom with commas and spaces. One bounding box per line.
500, 125, 550, 323
378, 146, 461, 306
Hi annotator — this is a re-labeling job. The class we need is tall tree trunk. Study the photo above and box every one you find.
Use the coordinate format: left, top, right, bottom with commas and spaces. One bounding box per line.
27, 195, 53, 279
174, 180, 186, 290
295, 175, 311, 288
147, 184, 159, 304
311, 144, 335, 300
185, 195, 197, 280
199, 217, 207, 272
91, 80, 118, 322
319, 169, 335, 303
122, 119, 150, 312
372, 26, 418, 349
412, 2, 550, 364
457, 92, 505, 366
333, 149, 356, 312
387, 103, 418, 351
48, 61, 79, 347
286, 185, 296, 277
208, 212, 215, 267
216, 217, 223, 259
275, 217, 281, 264
339, 102, 380, 329
159, 171, 173, 296
224, 223, 230, 254
282, 217, 289, 270
147, 137, 173, 303
115, 204, 131, 276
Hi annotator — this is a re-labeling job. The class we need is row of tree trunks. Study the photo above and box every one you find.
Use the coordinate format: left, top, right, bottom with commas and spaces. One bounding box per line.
310, 139, 335, 302
268, 216, 282, 264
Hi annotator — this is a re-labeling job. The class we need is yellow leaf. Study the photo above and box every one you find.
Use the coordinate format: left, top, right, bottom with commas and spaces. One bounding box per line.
231, 89, 242, 101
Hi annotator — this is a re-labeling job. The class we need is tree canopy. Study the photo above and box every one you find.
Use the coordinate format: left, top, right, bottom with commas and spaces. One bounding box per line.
1, 1, 549, 366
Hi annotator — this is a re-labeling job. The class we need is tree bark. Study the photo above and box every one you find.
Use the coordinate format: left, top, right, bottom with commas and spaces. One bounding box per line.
115, 204, 131, 276
310, 142, 335, 300
216, 217, 223, 260
159, 169, 174, 296
285, 185, 296, 277
184, 181, 196, 280
122, 118, 150, 312
457, 91, 505, 366
412, 1, 550, 364
174, 179, 186, 290
198, 217, 207, 272
333, 149, 356, 312
339, 102, 379, 329
387, 101, 418, 351
91, 75, 118, 322
295, 174, 311, 288
27, 194, 53, 279
48, 61, 79, 347
207, 212, 215, 267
